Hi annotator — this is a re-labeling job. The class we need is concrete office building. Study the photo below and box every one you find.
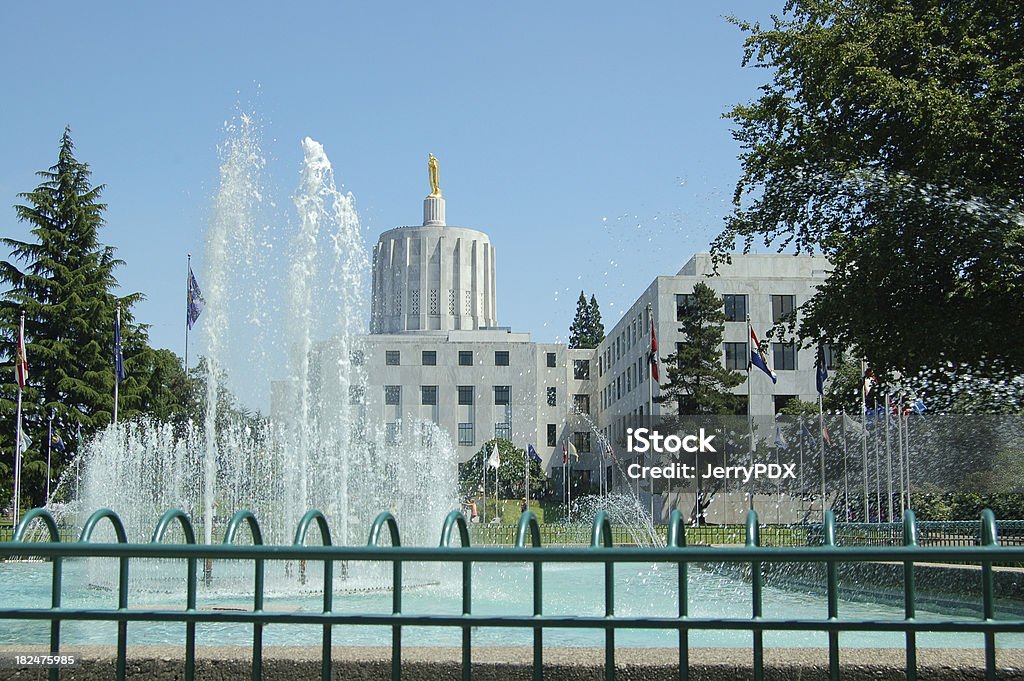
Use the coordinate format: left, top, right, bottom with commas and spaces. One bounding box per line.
308, 169, 832, 503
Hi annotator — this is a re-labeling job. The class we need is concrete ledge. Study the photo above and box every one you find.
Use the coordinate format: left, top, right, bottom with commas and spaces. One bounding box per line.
1, 645, 1023, 680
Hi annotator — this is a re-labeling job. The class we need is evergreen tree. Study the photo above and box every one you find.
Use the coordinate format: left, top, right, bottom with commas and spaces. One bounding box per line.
568, 291, 605, 349
656, 282, 744, 415
568, 291, 590, 349
586, 294, 605, 348
0, 128, 148, 508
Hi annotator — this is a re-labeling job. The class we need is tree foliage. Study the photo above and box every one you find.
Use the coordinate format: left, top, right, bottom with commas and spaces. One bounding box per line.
716, 0, 1024, 374
0, 129, 195, 509
568, 291, 605, 349
459, 438, 545, 500
657, 283, 744, 415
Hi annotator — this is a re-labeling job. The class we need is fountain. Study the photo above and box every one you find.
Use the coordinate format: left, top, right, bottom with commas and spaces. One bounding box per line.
74, 116, 458, 572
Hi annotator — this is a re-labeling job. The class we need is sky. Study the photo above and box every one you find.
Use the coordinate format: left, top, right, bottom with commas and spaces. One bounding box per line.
0, 2, 781, 376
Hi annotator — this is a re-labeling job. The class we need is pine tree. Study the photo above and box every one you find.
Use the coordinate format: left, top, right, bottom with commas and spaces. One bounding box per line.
586, 294, 605, 348
569, 291, 605, 349
568, 291, 589, 349
656, 282, 744, 415
0, 128, 148, 508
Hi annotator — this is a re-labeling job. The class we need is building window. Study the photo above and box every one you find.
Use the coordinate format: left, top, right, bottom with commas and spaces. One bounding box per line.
459, 350, 473, 366
494, 385, 511, 405
385, 423, 399, 445
384, 385, 401, 405
458, 423, 474, 446
458, 385, 474, 405
495, 422, 511, 440
420, 423, 435, 447
771, 295, 796, 324
349, 385, 365, 405
773, 342, 798, 371
573, 359, 590, 380
573, 394, 590, 415
547, 424, 557, 447
350, 350, 365, 366
774, 395, 798, 414
421, 385, 437, 405
422, 350, 436, 366
495, 350, 510, 366
546, 387, 557, 406
546, 352, 556, 368
385, 350, 400, 366
573, 431, 591, 454
724, 342, 748, 371
723, 294, 747, 322
822, 343, 842, 370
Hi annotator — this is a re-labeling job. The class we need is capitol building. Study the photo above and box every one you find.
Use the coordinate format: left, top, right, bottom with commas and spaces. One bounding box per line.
310, 160, 831, 505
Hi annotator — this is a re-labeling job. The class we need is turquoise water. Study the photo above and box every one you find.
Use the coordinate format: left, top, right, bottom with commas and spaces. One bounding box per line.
0, 559, 1018, 649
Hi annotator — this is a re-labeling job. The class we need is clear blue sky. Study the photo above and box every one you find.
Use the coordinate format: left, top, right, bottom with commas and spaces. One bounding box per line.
1, 2, 780, 359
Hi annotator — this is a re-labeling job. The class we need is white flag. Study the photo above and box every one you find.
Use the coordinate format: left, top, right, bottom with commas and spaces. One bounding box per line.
843, 414, 866, 438
487, 444, 501, 469
18, 430, 31, 453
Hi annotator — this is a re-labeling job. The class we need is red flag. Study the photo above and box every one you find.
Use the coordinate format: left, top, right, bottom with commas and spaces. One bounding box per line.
15, 315, 28, 389
562, 440, 567, 465
648, 318, 660, 382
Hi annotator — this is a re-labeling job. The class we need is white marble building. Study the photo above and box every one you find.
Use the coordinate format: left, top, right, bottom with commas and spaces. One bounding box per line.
306, 175, 833, 500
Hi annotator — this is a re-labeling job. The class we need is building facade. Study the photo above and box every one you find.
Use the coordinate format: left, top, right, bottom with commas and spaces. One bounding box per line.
309, 180, 833, 503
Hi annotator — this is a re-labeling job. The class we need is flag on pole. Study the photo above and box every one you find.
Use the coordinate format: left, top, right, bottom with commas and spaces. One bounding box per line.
774, 424, 788, 449
800, 420, 814, 442
562, 440, 568, 465
863, 367, 877, 401
568, 441, 579, 462
113, 308, 126, 382
527, 444, 542, 464
843, 413, 867, 437
487, 443, 501, 469
187, 267, 204, 330
822, 418, 832, 446
749, 325, 777, 384
18, 429, 31, 453
648, 318, 660, 382
815, 346, 828, 395
15, 315, 28, 388
912, 398, 927, 414
50, 431, 66, 453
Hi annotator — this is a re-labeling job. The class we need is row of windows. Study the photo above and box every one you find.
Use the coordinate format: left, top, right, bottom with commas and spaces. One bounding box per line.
599, 308, 650, 376
602, 355, 649, 410
376, 385, 513, 406
676, 293, 797, 324
384, 350, 511, 367
452, 421, 594, 450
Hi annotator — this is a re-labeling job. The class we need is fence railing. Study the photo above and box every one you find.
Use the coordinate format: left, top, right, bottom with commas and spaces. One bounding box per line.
1, 506, 1022, 681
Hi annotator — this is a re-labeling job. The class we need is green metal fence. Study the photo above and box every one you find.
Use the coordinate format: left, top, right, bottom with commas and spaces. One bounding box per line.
1, 506, 1023, 681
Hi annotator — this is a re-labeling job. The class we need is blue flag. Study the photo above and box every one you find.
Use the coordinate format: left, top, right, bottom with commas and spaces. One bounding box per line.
815, 345, 828, 395
527, 444, 542, 464
51, 432, 66, 453
749, 324, 777, 384
114, 309, 126, 382
187, 267, 204, 330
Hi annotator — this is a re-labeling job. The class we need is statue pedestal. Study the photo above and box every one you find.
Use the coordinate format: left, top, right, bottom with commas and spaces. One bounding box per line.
423, 195, 446, 226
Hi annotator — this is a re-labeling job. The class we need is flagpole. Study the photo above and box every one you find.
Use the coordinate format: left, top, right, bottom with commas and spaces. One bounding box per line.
746, 316, 755, 512
113, 306, 121, 426
896, 400, 906, 513
884, 392, 894, 522
818, 395, 827, 523
873, 397, 882, 521
13, 312, 25, 530
841, 411, 851, 521
46, 413, 53, 505
482, 455, 487, 524
185, 253, 191, 371
648, 303, 656, 523
904, 411, 914, 512
860, 360, 870, 522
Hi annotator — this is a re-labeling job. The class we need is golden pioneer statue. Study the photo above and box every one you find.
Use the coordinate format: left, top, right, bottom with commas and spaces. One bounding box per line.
428, 153, 442, 197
